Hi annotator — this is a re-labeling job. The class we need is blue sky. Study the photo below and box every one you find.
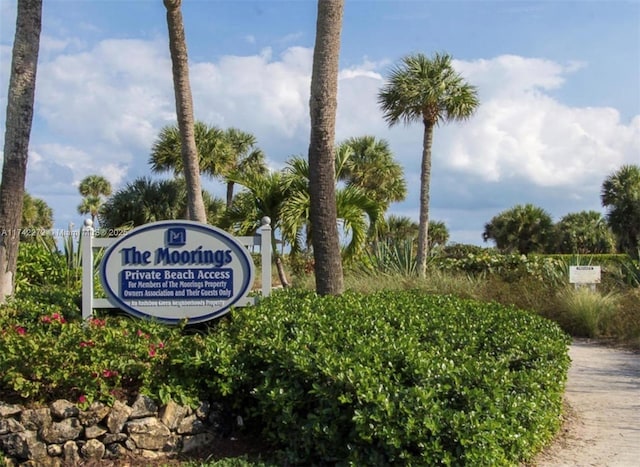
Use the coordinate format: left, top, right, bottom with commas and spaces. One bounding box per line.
1, 0, 639, 245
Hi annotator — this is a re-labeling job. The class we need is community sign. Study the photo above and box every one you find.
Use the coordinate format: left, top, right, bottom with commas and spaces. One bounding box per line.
100, 221, 255, 324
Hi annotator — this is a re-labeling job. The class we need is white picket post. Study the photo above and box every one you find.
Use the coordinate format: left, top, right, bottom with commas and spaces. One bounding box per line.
81, 219, 94, 321
260, 216, 272, 297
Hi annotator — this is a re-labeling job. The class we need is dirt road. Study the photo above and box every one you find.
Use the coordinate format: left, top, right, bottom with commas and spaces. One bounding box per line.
533, 339, 640, 467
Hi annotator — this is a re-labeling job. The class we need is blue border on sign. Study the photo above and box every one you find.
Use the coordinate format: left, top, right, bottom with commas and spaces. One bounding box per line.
99, 221, 254, 324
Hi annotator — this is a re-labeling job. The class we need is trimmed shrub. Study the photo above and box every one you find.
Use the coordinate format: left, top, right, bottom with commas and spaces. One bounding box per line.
217, 289, 571, 465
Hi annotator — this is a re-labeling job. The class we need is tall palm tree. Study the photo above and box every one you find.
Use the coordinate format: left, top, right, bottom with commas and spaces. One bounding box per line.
378, 52, 479, 277
163, 0, 206, 222
0, 0, 43, 303
77, 174, 112, 225
307, 0, 345, 295
601, 164, 640, 259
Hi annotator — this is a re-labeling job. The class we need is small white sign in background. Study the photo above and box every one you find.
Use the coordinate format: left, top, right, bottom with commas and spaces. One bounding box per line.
569, 265, 601, 284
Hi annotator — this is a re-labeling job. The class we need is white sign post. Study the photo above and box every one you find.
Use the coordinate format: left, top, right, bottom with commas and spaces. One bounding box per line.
569, 265, 601, 291
82, 218, 272, 324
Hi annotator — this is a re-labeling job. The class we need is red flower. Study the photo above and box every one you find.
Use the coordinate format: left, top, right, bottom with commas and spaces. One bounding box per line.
41, 315, 51, 324
14, 326, 26, 335
102, 369, 118, 378
89, 318, 106, 327
157, 341, 165, 349
79, 341, 95, 348
148, 346, 157, 357
78, 395, 87, 404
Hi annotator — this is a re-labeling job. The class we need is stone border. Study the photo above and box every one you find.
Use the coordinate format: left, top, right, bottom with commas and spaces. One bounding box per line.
0, 396, 234, 465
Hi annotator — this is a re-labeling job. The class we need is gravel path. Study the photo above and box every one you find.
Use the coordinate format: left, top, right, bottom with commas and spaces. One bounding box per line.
533, 339, 640, 467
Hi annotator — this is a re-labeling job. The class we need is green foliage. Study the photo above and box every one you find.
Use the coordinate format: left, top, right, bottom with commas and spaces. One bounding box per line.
483, 204, 554, 254
1, 289, 570, 465
0, 314, 202, 407
556, 287, 620, 338
552, 210, 615, 254
357, 239, 418, 276
219, 290, 570, 465
601, 164, 640, 259
434, 252, 567, 287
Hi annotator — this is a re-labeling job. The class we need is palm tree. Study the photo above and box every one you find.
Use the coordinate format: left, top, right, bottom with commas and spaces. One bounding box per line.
307, 0, 345, 295
337, 136, 407, 213
222, 128, 267, 209
379, 214, 419, 244
99, 178, 224, 230
149, 123, 267, 210
553, 211, 615, 254
428, 220, 449, 251
0, 0, 43, 303
483, 204, 554, 254
222, 170, 291, 287
280, 155, 379, 262
150, 122, 233, 178
378, 52, 479, 277
77, 174, 112, 224
601, 164, 640, 259
21, 192, 53, 243
163, 0, 206, 222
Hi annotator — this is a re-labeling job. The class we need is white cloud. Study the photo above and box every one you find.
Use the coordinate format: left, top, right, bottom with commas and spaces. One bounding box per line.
1, 32, 637, 243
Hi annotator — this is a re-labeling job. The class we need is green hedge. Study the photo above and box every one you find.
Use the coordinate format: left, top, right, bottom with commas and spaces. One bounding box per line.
216, 290, 571, 465
1, 289, 570, 465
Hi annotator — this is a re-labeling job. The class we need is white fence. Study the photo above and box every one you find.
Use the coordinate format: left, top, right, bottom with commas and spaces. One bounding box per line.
81, 218, 272, 321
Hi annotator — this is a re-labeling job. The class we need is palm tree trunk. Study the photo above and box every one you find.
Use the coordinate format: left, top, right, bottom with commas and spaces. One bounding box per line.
163, 0, 206, 223
308, 0, 344, 295
416, 121, 434, 277
226, 181, 234, 210
0, 0, 42, 304
271, 231, 289, 287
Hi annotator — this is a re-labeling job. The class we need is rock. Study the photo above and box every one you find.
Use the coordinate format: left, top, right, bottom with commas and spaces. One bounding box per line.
0, 431, 46, 460
80, 438, 105, 460
0, 417, 24, 435
41, 418, 83, 444
0, 402, 23, 418
49, 400, 78, 420
177, 414, 206, 435
107, 400, 132, 434
130, 395, 157, 418
159, 400, 188, 430
46, 443, 63, 457
20, 408, 51, 431
63, 440, 80, 465
0, 432, 30, 459
126, 417, 171, 450
104, 442, 128, 459
84, 424, 107, 439
101, 432, 127, 444
79, 402, 110, 426
181, 432, 217, 454
195, 401, 210, 420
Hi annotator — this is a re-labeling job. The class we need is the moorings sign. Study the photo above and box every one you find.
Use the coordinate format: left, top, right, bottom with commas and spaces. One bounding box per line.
100, 221, 255, 324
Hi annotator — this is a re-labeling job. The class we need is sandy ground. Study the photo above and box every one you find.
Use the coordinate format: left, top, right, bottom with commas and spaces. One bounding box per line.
532, 339, 640, 467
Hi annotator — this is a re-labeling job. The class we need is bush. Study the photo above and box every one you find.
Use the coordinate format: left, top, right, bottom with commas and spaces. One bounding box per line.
555, 287, 621, 338
0, 289, 571, 465
218, 290, 571, 465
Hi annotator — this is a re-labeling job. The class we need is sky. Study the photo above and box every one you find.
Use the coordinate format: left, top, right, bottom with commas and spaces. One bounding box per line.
0, 0, 639, 246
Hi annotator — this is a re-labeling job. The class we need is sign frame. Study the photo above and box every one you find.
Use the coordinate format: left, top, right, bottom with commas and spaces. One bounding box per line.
82, 218, 272, 324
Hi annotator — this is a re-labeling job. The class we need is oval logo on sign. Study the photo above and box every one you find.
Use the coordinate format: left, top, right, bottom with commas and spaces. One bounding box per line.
100, 220, 255, 324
